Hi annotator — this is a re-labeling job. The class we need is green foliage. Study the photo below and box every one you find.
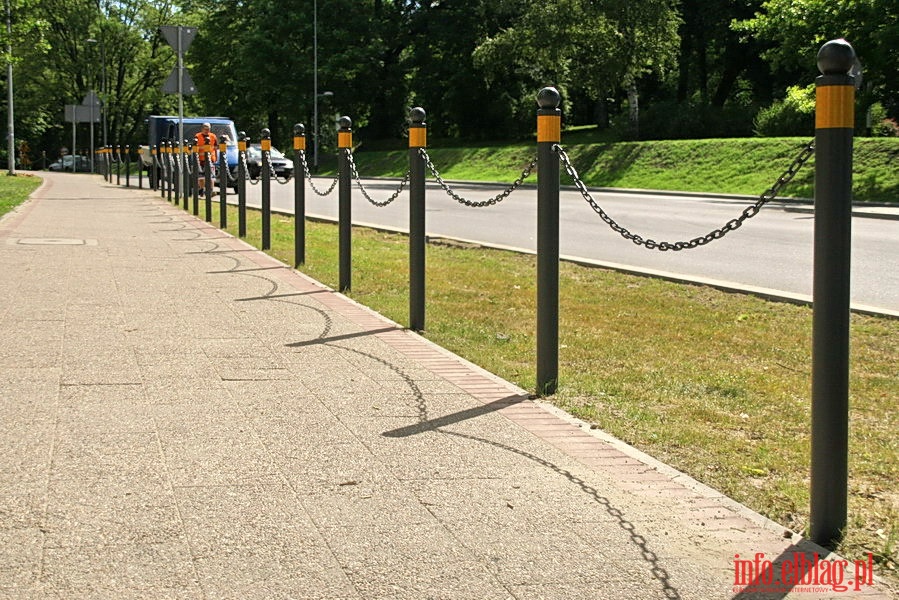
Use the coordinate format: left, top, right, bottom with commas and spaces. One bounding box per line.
752, 85, 816, 136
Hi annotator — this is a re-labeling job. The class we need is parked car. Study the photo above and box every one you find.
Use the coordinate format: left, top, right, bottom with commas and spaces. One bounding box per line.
244, 144, 293, 180
48, 155, 91, 172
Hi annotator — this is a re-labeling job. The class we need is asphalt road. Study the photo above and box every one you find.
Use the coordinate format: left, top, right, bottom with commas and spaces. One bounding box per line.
231, 176, 898, 313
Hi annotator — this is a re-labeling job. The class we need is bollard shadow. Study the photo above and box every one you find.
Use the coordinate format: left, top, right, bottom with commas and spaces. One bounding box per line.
286, 326, 398, 348
382, 394, 526, 437
236, 289, 328, 302
206, 265, 286, 274
730, 538, 873, 599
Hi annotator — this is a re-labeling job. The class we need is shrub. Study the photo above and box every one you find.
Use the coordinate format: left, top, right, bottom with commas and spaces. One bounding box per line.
753, 85, 815, 137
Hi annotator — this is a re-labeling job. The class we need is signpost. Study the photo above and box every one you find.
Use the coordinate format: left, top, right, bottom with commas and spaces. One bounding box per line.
160, 25, 197, 201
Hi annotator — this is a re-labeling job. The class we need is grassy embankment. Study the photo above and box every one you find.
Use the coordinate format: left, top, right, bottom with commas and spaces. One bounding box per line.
319, 134, 899, 203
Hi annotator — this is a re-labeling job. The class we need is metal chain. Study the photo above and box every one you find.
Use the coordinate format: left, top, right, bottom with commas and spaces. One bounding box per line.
346, 150, 409, 207
241, 153, 260, 186
263, 150, 293, 185
555, 140, 815, 251
298, 150, 338, 196
420, 148, 536, 208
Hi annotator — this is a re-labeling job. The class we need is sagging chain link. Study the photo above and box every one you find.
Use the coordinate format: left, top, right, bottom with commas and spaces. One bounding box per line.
346, 150, 410, 207
298, 150, 339, 196
263, 150, 293, 185
555, 140, 815, 251
241, 153, 260, 186
420, 148, 537, 208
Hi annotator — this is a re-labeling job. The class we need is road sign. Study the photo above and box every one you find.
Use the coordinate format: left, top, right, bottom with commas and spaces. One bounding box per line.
162, 67, 197, 95
160, 26, 197, 53
82, 92, 101, 107
64, 104, 101, 123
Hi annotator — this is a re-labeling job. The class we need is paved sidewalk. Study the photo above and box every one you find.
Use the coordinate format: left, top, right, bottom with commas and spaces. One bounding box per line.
0, 172, 892, 599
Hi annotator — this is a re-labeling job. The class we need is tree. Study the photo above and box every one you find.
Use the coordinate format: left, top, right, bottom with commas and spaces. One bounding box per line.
473, 0, 680, 136
736, 0, 899, 119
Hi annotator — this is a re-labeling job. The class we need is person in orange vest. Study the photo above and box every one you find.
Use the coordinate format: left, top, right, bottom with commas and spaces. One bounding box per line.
194, 122, 218, 194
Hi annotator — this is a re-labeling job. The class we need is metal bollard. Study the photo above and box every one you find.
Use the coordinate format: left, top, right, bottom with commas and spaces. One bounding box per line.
338, 116, 353, 292
191, 144, 200, 216
173, 142, 181, 205
183, 140, 192, 211
536, 87, 561, 396
116, 145, 121, 185
218, 139, 227, 228
166, 142, 173, 202
810, 38, 856, 549
293, 123, 306, 266
125, 145, 131, 187
408, 107, 427, 331
151, 146, 157, 191
238, 132, 248, 238
204, 147, 212, 223
261, 128, 272, 250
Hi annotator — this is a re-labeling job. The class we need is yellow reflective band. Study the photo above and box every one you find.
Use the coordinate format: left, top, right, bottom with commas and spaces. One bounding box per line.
537, 115, 561, 143
816, 85, 855, 129
338, 131, 352, 149
238, 141, 246, 152
219, 143, 227, 152
409, 127, 427, 148
261, 139, 271, 151
294, 136, 306, 151
138, 148, 144, 155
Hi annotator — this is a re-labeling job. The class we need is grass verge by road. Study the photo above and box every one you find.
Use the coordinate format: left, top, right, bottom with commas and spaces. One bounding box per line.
205, 201, 898, 584
0, 173, 42, 218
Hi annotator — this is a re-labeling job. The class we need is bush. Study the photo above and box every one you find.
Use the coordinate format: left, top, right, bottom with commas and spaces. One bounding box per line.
868, 103, 899, 137
753, 85, 815, 137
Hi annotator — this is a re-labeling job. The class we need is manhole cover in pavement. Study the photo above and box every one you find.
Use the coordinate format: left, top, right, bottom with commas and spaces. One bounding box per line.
8, 238, 98, 246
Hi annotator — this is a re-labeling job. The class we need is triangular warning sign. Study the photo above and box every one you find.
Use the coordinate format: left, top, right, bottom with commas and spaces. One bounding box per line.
162, 67, 197, 95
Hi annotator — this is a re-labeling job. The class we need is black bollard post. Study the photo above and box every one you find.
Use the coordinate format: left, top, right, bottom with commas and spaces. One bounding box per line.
115, 146, 121, 185
138, 147, 143, 189
218, 139, 227, 228
408, 107, 427, 331
192, 145, 201, 216
536, 87, 561, 396
204, 147, 213, 223
338, 116, 353, 292
293, 123, 306, 266
184, 140, 193, 211
173, 142, 182, 206
125, 145, 131, 188
810, 38, 856, 549
238, 132, 248, 238
261, 128, 272, 250
166, 142, 174, 202
150, 146, 157, 191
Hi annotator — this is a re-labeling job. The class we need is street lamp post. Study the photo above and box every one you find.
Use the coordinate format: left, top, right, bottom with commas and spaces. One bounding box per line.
314, 91, 332, 172
6, 0, 15, 175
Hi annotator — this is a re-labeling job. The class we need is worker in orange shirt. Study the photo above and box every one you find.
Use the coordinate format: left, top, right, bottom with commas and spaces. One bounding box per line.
194, 122, 218, 194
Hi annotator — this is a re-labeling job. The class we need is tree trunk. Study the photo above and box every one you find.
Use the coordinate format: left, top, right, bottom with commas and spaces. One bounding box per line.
627, 83, 639, 139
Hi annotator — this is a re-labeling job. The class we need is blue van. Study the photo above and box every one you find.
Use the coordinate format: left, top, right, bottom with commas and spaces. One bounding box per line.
143, 115, 239, 179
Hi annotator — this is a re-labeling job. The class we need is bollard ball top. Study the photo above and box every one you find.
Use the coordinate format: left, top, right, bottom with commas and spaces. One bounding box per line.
409, 107, 426, 124
294, 123, 305, 135
818, 39, 856, 75
537, 87, 561, 110
238, 130, 246, 139
261, 128, 271, 138
338, 116, 352, 130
